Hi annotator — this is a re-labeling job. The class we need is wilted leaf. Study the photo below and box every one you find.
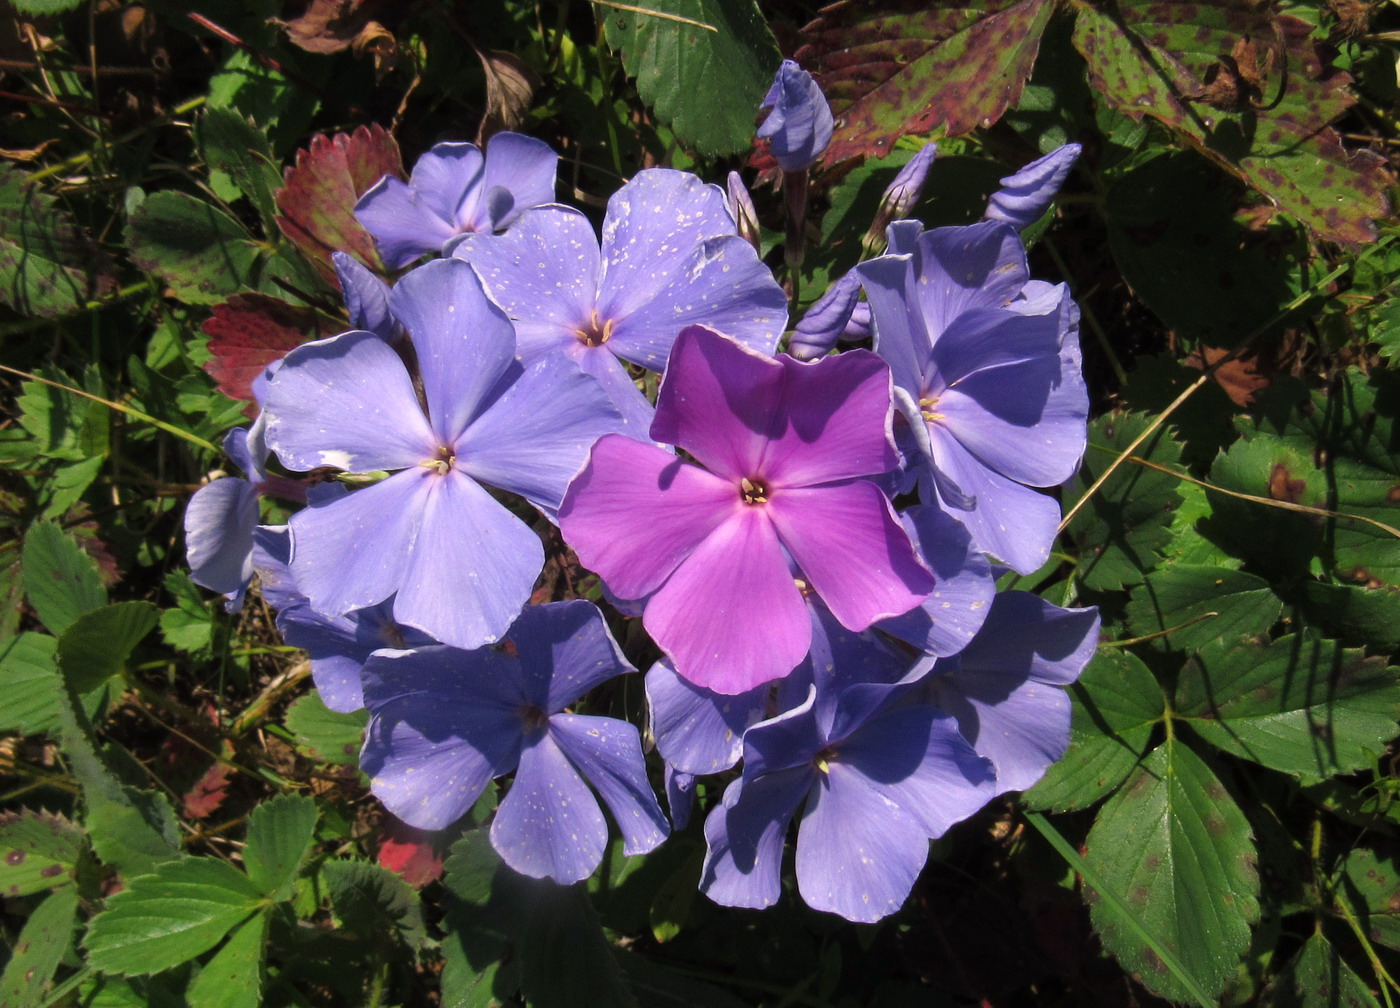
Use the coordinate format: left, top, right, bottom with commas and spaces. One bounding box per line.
1072, 1, 1391, 245
478, 50, 540, 142
274, 124, 402, 282
274, 0, 391, 55
183, 762, 234, 820
0, 164, 115, 317
795, 0, 1053, 166
202, 293, 332, 408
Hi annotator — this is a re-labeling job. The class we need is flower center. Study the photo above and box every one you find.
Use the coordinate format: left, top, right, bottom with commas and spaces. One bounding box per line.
814, 744, 838, 774
419, 445, 455, 476
740, 476, 769, 505
918, 395, 943, 424
518, 703, 549, 734
575, 310, 615, 347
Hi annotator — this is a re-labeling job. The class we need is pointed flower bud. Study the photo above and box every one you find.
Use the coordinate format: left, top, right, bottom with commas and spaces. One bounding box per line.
789, 270, 862, 360
757, 59, 833, 172
984, 143, 1081, 231
863, 143, 936, 254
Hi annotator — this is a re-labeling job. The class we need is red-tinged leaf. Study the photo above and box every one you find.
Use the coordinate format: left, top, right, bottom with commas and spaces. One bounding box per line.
202, 293, 335, 411
1072, 1, 1391, 245
794, 0, 1053, 166
377, 815, 444, 888
274, 124, 403, 282
183, 762, 234, 820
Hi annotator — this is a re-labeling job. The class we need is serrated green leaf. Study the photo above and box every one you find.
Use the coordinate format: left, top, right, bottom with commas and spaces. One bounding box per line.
517, 879, 638, 1008
322, 859, 425, 951
1302, 581, 1400, 651
284, 691, 367, 765
1067, 412, 1185, 589
243, 794, 317, 898
0, 809, 84, 897
1083, 740, 1259, 1003
1207, 431, 1327, 577
1339, 849, 1400, 951
0, 885, 79, 1006
1270, 932, 1382, 1008
76, 973, 189, 1008
0, 164, 114, 316
1126, 565, 1280, 653
11, 0, 85, 12
1023, 649, 1163, 812
602, 0, 779, 156
196, 108, 281, 225
21, 519, 106, 635
0, 631, 62, 735
1177, 634, 1400, 778
125, 191, 262, 305
85, 858, 265, 976
441, 832, 518, 1008
186, 910, 268, 1008
57, 601, 158, 694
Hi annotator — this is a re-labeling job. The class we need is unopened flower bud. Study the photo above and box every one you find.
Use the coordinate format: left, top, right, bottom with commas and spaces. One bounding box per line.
984, 143, 1081, 231
863, 143, 936, 254
758, 59, 833, 173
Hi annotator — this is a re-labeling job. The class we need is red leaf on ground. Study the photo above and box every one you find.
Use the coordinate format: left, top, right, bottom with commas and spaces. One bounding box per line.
794, 0, 1053, 167
203, 293, 335, 412
183, 761, 234, 819
274, 124, 403, 283
377, 814, 445, 888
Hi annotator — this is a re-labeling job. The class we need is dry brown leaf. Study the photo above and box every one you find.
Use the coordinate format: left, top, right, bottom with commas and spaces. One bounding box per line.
477, 49, 539, 143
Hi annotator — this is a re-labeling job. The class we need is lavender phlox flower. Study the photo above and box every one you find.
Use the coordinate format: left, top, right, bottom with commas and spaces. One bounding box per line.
857, 221, 1088, 574
263, 257, 623, 651
789, 270, 862, 361
360, 600, 669, 882
758, 60, 834, 173
559, 325, 932, 695
355, 132, 558, 269
185, 425, 265, 601
453, 168, 787, 431
984, 143, 1082, 232
333, 251, 399, 342
251, 526, 434, 713
700, 666, 996, 922
924, 591, 1099, 792
725, 171, 761, 250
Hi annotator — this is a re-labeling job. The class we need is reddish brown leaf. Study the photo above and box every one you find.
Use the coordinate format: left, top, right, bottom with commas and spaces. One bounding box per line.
274, 0, 388, 54
183, 761, 234, 819
794, 0, 1053, 166
203, 293, 335, 411
377, 814, 444, 888
274, 124, 403, 283
477, 50, 540, 143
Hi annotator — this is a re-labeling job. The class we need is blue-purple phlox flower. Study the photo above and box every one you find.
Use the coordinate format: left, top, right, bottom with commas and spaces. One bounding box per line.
360, 601, 669, 883
560, 325, 932, 694
355, 132, 558, 269
262, 257, 623, 652
759, 60, 834, 173
857, 221, 1088, 574
984, 143, 1081, 232
453, 168, 787, 431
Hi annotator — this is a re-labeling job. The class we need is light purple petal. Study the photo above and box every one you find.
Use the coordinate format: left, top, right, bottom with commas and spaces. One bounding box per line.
646, 660, 768, 774
884, 219, 922, 256
596, 169, 738, 322
878, 143, 937, 222
877, 506, 995, 658
451, 206, 599, 358
185, 478, 259, 595
741, 684, 824, 778
911, 223, 1028, 339
700, 770, 811, 910
409, 142, 485, 222
504, 600, 634, 713
264, 330, 434, 473
767, 481, 931, 632
287, 467, 427, 617
491, 730, 607, 882
857, 252, 931, 396
392, 470, 541, 650
931, 670, 1072, 794
790, 270, 862, 361
665, 766, 695, 830
354, 172, 457, 269
549, 713, 668, 855
958, 591, 1100, 687
455, 350, 623, 515
569, 344, 655, 436
560, 434, 737, 601
388, 259, 518, 443
467, 132, 557, 231
795, 765, 928, 922
607, 235, 786, 370
757, 60, 833, 173
927, 306, 1059, 389
644, 507, 810, 694
333, 251, 395, 341
985, 143, 1081, 231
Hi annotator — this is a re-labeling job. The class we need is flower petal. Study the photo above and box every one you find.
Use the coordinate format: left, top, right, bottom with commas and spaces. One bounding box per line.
491, 730, 607, 882
570, 343, 655, 437
549, 713, 669, 855
645, 507, 810, 693
354, 174, 459, 269
857, 252, 932, 396
185, 478, 259, 595
503, 600, 634, 714
911, 222, 1028, 338
985, 143, 1081, 231
766, 481, 931, 632
700, 770, 811, 910
264, 331, 434, 473
646, 660, 768, 774
333, 251, 395, 341
471, 132, 559, 231
877, 506, 995, 658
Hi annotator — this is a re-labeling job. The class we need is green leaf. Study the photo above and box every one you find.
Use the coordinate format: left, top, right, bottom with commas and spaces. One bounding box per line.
85, 858, 265, 976
284, 692, 367, 765
0, 885, 80, 1006
242, 794, 317, 899
1082, 740, 1259, 1003
0, 809, 85, 897
160, 570, 216, 655
1023, 649, 1163, 812
1301, 581, 1400, 651
185, 910, 268, 1008
322, 859, 425, 952
1339, 849, 1400, 951
21, 519, 106, 635
1066, 412, 1185, 589
196, 108, 282, 225
0, 632, 63, 735
602, 0, 779, 156
1176, 634, 1400, 778
1207, 430, 1328, 577
0, 164, 115, 317
441, 832, 518, 1008
125, 191, 263, 305
57, 601, 158, 694
10, 0, 86, 12
1126, 565, 1281, 653
517, 880, 638, 1008
795, 0, 1054, 164
1269, 932, 1382, 1008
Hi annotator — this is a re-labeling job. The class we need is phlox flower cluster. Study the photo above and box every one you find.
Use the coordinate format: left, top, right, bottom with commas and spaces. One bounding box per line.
186, 63, 1099, 921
